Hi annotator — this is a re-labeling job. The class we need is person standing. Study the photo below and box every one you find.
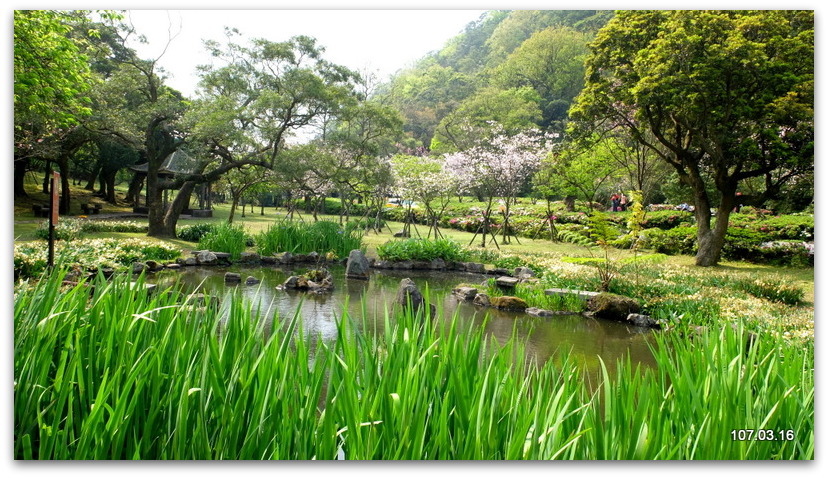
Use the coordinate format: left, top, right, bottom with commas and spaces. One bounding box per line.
620, 193, 628, 211
610, 193, 620, 212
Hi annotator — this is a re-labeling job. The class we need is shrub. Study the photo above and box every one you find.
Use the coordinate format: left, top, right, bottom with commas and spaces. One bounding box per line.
641, 227, 698, 255
13, 238, 180, 279
345, 217, 386, 230
177, 223, 218, 242
35, 218, 84, 241
81, 220, 148, 233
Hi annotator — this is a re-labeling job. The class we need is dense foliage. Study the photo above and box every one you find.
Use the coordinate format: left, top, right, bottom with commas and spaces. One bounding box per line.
254, 220, 364, 259
13, 238, 180, 279
14, 273, 813, 459
376, 238, 468, 263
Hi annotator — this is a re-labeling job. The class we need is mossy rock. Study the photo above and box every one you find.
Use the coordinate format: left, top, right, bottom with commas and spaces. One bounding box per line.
587, 293, 641, 321
489, 296, 528, 311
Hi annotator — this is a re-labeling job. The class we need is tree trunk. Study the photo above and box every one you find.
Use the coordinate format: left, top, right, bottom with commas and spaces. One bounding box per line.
690, 171, 736, 266
85, 161, 101, 191
42, 167, 50, 194
126, 174, 143, 208
104, 172, 117, 203
56, 158, 71, 214
159, 181, 197, 237
14, 158, 29, 198
228, 198, 239, 224
146, 161, 170, 237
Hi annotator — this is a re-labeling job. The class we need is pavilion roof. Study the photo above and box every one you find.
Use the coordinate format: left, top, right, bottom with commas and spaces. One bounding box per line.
130, 150, 199, 176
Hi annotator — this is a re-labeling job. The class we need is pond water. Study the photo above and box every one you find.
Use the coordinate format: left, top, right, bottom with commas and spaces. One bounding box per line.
148, 265, 658, 374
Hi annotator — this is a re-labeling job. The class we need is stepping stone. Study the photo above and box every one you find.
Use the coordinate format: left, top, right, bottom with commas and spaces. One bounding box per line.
544, 288, 600, 301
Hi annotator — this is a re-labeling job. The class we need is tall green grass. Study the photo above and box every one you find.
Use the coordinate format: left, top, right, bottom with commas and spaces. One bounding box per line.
376, 238, 468, 262
14, 272, 813, 459
197, 222, 248, 260
484, 279, 586, 313
255, 220, 364, 259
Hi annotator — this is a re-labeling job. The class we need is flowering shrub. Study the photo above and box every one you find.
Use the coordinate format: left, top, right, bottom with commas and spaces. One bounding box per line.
177, 223, 218, 242
35, 218, 84, 241
81, 220, 148, 233
728, 214, 814, 241
35, 218, 148, 240
14, 238, 181, 279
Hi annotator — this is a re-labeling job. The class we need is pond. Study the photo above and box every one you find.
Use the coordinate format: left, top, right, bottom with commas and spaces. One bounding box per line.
148, 264, 658, 374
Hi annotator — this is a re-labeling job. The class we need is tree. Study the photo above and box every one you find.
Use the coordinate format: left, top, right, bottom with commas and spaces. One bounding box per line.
218, 165, 274, 223
14, 10, 103, 197
597, 132, 670, 205
492, 26, 591, 131
571, 10, 814, 266
444, 126, 553, 247
160, 31, 360, 237
430, 87, 542, 153
535, 141, 619, 213
391, 155, 458, 239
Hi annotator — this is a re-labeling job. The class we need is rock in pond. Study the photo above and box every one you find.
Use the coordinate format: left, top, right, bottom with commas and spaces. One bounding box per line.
395, 278, 435, 317
239, 252, 261, 264
587, 292, 641, 321
626, 313, 659, 329
489, 296, 528, 311
452, 286, 478, 301
195, 250, 218, 265
495, 276, 520, 289
526, 307, 559, 317
345, 249, 371, 280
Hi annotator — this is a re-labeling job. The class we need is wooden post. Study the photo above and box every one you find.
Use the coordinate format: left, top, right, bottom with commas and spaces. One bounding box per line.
47, 171, 60, 268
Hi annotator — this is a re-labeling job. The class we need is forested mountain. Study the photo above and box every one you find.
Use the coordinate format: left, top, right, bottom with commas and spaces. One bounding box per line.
378, 10, 614, 151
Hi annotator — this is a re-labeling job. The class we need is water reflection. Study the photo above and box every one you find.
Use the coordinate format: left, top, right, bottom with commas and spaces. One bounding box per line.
148, 265, 657, 375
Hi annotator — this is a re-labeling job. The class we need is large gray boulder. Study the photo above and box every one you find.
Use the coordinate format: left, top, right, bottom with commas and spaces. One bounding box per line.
626, 313, 659, 328
345, 249, 371, 280
196, 250, 218, 265
452, 286, 478, 301
587, 293, 641, 321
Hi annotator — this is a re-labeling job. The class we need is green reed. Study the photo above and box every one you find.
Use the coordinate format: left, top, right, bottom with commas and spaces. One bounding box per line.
255, 220, 364, 259
14, 271, 813, 460
197, 222, 248, 260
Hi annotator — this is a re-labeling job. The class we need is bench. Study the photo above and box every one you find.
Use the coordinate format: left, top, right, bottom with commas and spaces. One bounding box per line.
32, 204, 50, 218
81, 203, 103, 215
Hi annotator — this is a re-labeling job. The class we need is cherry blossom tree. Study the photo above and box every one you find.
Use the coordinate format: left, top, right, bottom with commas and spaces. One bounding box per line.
391, 154, 459, 239
444, 125, 556, 247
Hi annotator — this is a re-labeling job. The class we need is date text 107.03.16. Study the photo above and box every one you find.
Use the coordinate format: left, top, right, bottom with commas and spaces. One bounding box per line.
731, 429, 796, 441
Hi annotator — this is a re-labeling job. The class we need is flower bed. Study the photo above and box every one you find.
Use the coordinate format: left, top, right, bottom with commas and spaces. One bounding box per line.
14, 238, 180, 279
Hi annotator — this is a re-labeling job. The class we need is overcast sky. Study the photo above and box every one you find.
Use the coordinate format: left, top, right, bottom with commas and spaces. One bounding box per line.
124, 9, 487, 97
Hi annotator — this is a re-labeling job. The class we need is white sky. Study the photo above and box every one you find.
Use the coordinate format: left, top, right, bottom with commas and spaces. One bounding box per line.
124, 9, 487, 97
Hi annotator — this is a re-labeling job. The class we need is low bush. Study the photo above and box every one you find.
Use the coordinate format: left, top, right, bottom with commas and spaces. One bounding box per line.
80, 220, 148, 233
35, 218, 84, 241
641, 227, 698, 255
14, 238, 180, 279
177, 223, 218, 242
